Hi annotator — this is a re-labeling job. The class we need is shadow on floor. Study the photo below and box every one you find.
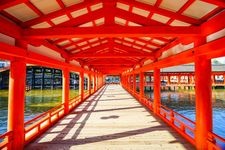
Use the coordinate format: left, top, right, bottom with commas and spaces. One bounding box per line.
25, 85, 195, 150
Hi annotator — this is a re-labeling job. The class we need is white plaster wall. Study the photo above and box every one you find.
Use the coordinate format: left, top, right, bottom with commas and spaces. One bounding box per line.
0, 33, 15, 45
207, 28, 225, 42
28, 44, 65, 62
70, 60, 81, 67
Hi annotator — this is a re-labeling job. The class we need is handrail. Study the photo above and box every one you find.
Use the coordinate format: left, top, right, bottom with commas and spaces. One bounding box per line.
160, 105, 195, 124
0, 85, 102, 148
24, 103, 64, 126
119, 85, 225, 149
208, 132, 225, 150
24, 93, 84, 145
24, 103, 65, 144
84, 90, 89, 99
159, 104, 195, 145
123, 85, 196, 145
0, 131, 13, 149
69, 94, 80, 102
69, 94, 82, 111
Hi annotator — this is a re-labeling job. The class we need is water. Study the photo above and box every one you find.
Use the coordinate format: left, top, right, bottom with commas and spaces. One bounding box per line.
147, 89, 225, 139
0, 89, 79, 134
1, 88, 225, 141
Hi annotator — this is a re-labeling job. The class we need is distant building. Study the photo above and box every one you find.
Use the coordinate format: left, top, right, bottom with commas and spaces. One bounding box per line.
0, 66, 81, 89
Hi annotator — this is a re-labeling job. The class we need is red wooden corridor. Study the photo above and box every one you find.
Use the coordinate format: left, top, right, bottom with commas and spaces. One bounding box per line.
0, 0, 225, 149
25, 84, 194, 150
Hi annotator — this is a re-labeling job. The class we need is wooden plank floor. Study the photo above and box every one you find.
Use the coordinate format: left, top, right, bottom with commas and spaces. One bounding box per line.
26, 85, 195, 150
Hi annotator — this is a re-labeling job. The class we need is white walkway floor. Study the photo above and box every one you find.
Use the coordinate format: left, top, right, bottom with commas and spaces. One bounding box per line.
26, 85, 195, 150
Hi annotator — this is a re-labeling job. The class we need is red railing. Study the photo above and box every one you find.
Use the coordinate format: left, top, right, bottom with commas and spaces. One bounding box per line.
84, 90, 89, 99
0, 131, 13, 149
208, 132, 225, 150
23, 86, 101, 146
24, 103, 65, 144
123, 85, 196, 145
24, 93, 85, 145
0, 85, 102, 149
123, 84, 225, 149
91, 89, 94, 93
69, 95, 81, 111
159, 105, 195, 145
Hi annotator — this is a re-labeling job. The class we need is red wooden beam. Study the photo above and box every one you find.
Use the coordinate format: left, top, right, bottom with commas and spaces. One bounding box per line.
119, 0, 201, 25
0, 16, 21, 38
201, 0, 225, 8
0, 0, 28, 10
201, 10, 225, 36
40, 40, 69, 59
0, 42, 95, 74
113, 43, 154, 54
130, 37, 162, 48
94, 66, 130, 69
57, 9, 105, 27
22, 0, 102, 27
115, 38, 160, 51
104, 0, 116, 25
71, 43, 109, 54
91, 64, 133, 66
69, 43, 154, 59
138, 36, 225, 72
22, 26, 201, 39
0, 15, 69, 59
69, 38, 108, 53
86, 60, 135, 65
114, 8, 164, 26
84, 58, 139, 64
70, 52, 154, 59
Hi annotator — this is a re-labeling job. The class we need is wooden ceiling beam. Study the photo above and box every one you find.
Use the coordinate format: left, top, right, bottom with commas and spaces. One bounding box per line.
119, 0, 201, 25
201, 0, 225, 8
114, 8, 164, 26
70, 51, 153, 59
22, 0, 101, 27
0, 0, 28, 10
22, 26, 201, 39
0, 16, 21, 38
130, 37, 225, 73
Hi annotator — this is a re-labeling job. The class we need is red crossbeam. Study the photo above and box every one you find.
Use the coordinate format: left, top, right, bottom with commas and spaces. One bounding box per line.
22, 26, 201, 39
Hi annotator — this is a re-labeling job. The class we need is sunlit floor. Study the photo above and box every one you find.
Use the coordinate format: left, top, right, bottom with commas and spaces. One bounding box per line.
26, 85, 194, 150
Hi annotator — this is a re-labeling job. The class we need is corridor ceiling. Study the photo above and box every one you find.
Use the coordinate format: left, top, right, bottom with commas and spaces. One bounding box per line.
0, 0, 224, 74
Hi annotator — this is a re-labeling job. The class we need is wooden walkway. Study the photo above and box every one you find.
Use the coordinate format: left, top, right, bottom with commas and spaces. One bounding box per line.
26, 85, 195, 150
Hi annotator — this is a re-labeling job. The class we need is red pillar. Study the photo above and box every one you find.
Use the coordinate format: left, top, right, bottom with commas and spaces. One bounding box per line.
125, 75, 126, 87
95, 74, 98, 90
62, 68, 70, 114
195, 57, 212, 150
125, 75, 128, 87
8, 58, 26, 150
212, 74, 216, 85
187, 75, 190, 84
223, 73, 225, 85
88, 74, 91, 95
167, 75, 171, 85
99, 74, 101, 87
128, 74, 132, 90
79, 72, 84, 101
177, 75, 181, 84
127, 75, 129, 89
139, 72, 144, 98
133, 73, 136, 93
94, 73, 97, 91
153, 68, 160, 114
127, 75, 128, 88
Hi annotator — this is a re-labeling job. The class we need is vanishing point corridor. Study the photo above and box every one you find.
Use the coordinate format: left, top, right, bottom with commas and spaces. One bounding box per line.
26, 85, 194, 150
